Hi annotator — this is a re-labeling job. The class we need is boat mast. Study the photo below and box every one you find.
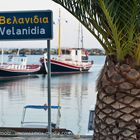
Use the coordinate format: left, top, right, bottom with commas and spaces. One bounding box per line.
78, 23, 84, 49
81, 24, 84, 49
78, 23, 80, 48
58, 9, 61, 57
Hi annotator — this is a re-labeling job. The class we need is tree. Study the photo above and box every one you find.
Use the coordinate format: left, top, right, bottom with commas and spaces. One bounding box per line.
52, 0, 140, 139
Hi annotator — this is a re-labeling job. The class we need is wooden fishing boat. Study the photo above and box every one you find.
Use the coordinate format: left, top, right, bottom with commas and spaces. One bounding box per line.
40, 48, 93, 74
0, 54, 41, 79
39, 9, 93, 75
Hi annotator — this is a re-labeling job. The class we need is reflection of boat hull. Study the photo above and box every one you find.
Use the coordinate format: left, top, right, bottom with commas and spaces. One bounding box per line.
40, 59, 93, 74
0, 64, 41, 79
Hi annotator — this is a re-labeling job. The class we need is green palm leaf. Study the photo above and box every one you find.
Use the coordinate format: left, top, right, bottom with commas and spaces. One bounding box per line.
52, 0, 140, 65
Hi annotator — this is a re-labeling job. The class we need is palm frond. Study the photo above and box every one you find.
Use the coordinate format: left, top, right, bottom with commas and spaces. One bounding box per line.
52, 0, 140, 64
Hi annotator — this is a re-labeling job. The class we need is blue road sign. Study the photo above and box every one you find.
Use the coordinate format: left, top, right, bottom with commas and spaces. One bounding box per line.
0, 10, 53, 40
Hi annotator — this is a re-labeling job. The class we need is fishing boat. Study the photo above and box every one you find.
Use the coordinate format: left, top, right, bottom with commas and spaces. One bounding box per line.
39, 10, 93, 75
40, 48, 93, 74
0, 54, 41, 79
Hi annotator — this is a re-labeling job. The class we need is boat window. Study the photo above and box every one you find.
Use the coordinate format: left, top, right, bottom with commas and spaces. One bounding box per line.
82, 56, 88, 61
61, 50, 70, 55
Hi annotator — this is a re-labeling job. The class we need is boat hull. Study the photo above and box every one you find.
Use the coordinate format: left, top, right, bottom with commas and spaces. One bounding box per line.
0, 64, 41, 79
40, 59, 93, 74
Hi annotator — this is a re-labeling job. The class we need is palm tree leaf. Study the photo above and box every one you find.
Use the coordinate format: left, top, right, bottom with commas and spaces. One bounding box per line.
52, 0, 140, 64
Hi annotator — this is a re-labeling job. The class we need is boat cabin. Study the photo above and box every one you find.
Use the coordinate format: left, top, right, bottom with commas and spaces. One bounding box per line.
57, 48, 89, 62
8, 54, 27, 65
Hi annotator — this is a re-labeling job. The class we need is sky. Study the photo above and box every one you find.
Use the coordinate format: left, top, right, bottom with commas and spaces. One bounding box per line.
0, 0, 101, 49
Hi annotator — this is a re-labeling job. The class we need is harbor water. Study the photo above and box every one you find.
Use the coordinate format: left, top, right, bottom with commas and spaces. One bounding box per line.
0, 55, 105, 135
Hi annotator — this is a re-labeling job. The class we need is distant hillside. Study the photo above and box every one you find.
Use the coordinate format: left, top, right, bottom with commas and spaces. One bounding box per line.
1, 48, 105, 55
87, 48, 105, 55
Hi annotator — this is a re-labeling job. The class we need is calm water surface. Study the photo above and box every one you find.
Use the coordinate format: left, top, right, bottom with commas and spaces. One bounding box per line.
0, 55, 105, 135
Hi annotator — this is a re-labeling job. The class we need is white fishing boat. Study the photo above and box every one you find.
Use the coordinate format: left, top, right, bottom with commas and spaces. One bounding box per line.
40, 48, 93, 74
39, 10, 93, 75
0, 51, 41, 79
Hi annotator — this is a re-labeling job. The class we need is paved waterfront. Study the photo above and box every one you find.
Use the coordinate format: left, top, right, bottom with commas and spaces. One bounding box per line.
0, 136, 92, 140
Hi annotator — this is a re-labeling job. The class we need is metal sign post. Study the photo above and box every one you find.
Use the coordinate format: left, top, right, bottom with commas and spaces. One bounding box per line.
47, 40, 51, 138
0, 10, 53, 138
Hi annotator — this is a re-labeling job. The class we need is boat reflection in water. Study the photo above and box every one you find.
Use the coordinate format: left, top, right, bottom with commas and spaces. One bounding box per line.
0, 71, 96, 135
43, 73, 96, 135
0, 76, 39, 128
